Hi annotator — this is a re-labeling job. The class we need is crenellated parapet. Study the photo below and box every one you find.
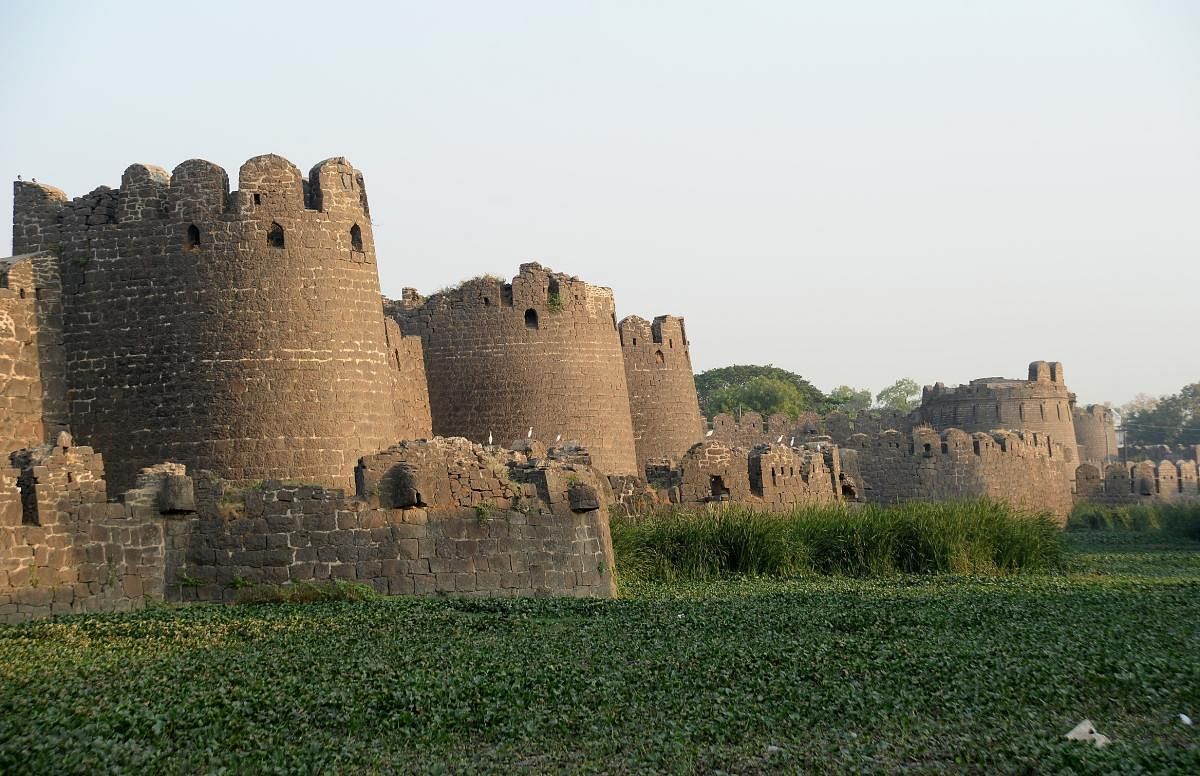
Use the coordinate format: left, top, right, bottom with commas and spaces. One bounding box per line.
10, 155, 428, 491
840, 425, 1077, 520
390, 263, 637, 476
619, 313, 704, 474
1080, 459, 1200, 504
916, 360, 1078, 462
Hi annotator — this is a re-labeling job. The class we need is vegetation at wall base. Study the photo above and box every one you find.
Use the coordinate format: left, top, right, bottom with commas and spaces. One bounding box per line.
611, 500, 1065, 582
1067, 501, 1200, 539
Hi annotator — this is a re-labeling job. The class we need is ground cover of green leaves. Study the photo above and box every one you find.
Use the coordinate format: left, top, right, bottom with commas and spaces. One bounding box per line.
2, 533, 1199, 774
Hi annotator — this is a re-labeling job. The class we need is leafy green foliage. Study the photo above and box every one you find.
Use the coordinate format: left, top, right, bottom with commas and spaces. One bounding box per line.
875, 377, 921, 412
1120, 381, 1200, 445
233, 580, 377, 605
828, 384, 872, 416
2, 535, 1199, 772
694, 365, 828, 419
611, 501, 1065, 581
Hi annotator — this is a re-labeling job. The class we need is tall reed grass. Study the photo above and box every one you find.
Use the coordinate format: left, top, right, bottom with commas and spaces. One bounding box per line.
611, 500, 1065, 582
1067, 502, 1200, 538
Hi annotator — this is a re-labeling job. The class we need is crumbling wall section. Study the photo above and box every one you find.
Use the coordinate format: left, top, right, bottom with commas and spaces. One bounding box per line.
0, 436, 165, 623
163, 438, 617, 601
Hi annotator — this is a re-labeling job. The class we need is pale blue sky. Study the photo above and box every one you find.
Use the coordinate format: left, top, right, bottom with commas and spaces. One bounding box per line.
2, 1, 1197, 406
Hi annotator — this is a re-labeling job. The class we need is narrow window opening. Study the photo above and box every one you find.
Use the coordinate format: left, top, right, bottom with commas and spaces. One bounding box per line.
501, 284, 514, 307
923, 443, 932, 455
973, 440, 981, 455
632, 337, 637, 346
253, 193, 261, 205
186, 223, 201, 251
524, 308, 539, 329
654, 349, 665, 366
350, 223, 363, 252
19, 288, 26, 299
66, 471, 74, 484
483, 296, 491, 306
940, 442, 949, 454
709, 475, 730, 501
16, 469, 38, 526
267, 222, 285, 249
669, 338, 673, 348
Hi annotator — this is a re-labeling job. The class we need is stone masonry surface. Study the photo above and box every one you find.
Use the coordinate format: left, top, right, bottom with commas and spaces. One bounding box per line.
619, 314, 704, 474
841, 426, 1077, 521
388, 263, 638, 476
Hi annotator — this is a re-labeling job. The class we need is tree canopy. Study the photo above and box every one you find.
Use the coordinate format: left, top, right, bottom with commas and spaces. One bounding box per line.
694, 365, 828, 420
876, 378, 921, 412
1119, 382, 1200, 446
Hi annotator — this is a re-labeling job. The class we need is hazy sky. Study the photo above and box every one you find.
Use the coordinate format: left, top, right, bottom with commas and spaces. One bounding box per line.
2, 1, 1197, 406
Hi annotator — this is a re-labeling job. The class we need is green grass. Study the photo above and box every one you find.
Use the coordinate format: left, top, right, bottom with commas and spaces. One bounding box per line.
612, 500, 1065, 582
1, 533, 1198, 773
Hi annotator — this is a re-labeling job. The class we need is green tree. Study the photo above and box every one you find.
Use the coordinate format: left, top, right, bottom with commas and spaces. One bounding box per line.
1121, 382, 1200, 445
828, 385, 872, 416
875, 378, 921, 413
694, 365, 827, 420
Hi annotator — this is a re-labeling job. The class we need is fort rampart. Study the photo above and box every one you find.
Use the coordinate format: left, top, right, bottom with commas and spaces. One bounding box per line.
1073, 404, 1119, 467
840, 426, 1077, 520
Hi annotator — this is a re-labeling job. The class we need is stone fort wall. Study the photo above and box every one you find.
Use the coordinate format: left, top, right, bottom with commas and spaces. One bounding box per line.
1075, 459, 1200, 505
917, 360, 1078, 461
841, 426, 1077, 520
389, 263, 638, 476
11, 156, 431, 491
619, 314, 704, 474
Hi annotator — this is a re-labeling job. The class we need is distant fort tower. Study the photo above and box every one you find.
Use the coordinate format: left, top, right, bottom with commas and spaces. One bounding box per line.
11, 155, 431, 490
390, 263, 639, 476
1073, 404, 1118, 468
619, 314, 704, 473
917, 361, 1079, 460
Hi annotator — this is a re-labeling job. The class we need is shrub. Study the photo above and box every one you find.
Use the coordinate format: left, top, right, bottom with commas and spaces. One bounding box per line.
611, 500, 1064, 582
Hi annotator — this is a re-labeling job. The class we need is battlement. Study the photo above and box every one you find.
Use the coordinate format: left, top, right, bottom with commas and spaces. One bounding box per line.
847, 426, 1075, 463
618, 314, 688, 350
13, 155, 374, 258
666, 439, 840, 510
1078, 459, 1200, 504
399, 262, 618, 322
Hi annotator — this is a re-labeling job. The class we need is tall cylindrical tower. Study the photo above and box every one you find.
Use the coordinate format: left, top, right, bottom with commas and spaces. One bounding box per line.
1073, 404, 1118, 467
917, 360, 1078, 460
619, 314, 704, 474
12, 155, 431, 490
391, 263, 638, 476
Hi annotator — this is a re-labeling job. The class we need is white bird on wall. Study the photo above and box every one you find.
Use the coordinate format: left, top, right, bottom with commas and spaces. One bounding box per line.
776, 435, 784, 444
705, 429, 714, 437
487, 432, 493, 445
527, 426, 534, 439
790, 436, 795, 446
555, 433, 562, 443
